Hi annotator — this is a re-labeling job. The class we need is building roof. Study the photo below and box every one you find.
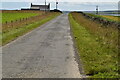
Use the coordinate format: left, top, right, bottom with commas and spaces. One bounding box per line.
31, 3, 50, 9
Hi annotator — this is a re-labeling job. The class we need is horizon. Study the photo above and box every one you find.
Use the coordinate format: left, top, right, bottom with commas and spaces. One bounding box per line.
1, 2, 118, 11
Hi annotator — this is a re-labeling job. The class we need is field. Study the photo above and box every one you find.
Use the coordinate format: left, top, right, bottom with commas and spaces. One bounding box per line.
1, 10, 61, 45
2, 12, 40, 24
69, 12, 119, 78
86, 13, 120, 22
100, 15, 119, 22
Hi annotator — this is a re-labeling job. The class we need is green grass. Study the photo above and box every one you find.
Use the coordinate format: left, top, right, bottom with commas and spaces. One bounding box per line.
100, 15, 119, 22
69, 13, 119, 78
1, 13, 60, 45
86, 13, 120, 22
1, 12, 40, 23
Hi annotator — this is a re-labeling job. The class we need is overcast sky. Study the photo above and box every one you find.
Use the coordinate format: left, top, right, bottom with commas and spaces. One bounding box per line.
1, 0, 120, 2
1, 0, 119, 11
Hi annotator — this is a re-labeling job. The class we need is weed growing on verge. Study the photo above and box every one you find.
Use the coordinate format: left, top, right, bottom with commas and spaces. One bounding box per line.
69, 12, 119, 78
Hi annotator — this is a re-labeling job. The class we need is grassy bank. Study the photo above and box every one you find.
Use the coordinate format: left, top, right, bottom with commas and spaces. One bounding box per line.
1, 12, 60, 45
69, 12, 119, 78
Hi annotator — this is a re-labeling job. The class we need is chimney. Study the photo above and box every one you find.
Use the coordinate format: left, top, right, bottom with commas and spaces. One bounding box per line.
48, 3, 50, 8
48, 3, 50, 10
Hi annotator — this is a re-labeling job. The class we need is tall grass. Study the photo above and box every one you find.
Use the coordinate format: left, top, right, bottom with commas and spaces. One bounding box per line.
69, 12, 119, 78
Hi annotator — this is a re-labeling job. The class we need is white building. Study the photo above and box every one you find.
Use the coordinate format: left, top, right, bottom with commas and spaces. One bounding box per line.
30, 3, 50, 11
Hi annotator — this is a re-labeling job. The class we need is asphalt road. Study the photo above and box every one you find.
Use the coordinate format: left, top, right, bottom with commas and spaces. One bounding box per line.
2, 14, 82, 78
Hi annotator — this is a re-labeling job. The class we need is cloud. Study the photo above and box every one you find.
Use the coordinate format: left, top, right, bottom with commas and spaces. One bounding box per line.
1, 0, 119, 2
50, 2, 118, 11
1, 2, 118, 11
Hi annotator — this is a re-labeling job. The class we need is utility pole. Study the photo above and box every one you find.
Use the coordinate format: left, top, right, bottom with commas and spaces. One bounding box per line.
45, 0, 46, 13
96, 5, 99, 15
56, 0, 58, 10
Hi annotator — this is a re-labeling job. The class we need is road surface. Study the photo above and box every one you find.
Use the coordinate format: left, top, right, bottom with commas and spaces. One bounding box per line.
2, 14, 82, 78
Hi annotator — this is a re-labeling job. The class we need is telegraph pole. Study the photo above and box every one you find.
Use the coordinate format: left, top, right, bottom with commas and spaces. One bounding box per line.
45, 0, 46, 13
56, 0, 58, 10
96, 5, 98, 15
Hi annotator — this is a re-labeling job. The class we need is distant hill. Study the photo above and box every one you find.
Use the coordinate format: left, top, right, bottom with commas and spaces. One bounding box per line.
83, 10, 120, 14
61, 10, 120, 14
103, 10, 120, 14
50, 9, 62, 13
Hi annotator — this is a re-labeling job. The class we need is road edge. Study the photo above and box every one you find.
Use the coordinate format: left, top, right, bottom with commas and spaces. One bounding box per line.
68, 13, 87, 78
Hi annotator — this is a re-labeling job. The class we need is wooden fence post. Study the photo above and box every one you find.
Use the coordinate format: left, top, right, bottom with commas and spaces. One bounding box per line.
26, 18, 27, 25
20, 18, 21, 22
6, 21, 7, 24
11, 20, 13, 28
15, 20, 18, 27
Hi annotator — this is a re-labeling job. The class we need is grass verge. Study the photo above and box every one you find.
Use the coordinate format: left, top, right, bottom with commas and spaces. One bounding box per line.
1, 13, 60, 45
69, 12, 119, 78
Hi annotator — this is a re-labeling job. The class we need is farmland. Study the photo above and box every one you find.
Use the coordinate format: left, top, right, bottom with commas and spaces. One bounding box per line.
86, 13, 120, 22
100, 15, 119, 22
1, 10, 61, 45
69, 12, 119, 78
2, 12, 40, 24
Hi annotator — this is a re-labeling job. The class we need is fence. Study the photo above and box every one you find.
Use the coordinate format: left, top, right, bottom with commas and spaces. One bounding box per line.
2, 12, 53, 32
79, 12, 120, 29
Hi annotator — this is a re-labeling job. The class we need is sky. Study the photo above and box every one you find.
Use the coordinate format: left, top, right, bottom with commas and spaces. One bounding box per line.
1, 0, 120, 2
1, 0, 119, 11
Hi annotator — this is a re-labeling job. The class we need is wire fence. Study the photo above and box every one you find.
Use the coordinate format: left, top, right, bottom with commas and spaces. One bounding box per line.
2, 12, 53, 32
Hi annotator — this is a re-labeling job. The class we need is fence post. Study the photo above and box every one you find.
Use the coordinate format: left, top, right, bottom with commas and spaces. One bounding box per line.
6, 21, 7, 24
20, 18, 21, 22
11, 20, 13, 28
15, 20, 18, 27
26, 18, 27, 25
